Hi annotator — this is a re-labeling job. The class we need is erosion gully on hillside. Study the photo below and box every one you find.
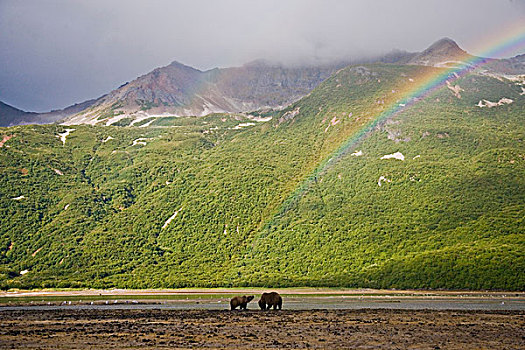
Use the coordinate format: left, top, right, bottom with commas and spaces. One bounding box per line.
1, 309, 523, 349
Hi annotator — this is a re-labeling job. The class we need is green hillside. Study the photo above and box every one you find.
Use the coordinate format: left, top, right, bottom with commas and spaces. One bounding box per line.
0, 64, 523, 290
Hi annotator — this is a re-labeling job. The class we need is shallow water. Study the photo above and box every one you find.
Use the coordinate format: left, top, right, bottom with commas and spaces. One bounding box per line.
1, 296, 523, 311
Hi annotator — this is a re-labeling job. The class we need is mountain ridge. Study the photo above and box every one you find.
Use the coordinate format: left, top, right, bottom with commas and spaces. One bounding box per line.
63, 60, 349, 125
2, 38, 524, 127
60, 37, 525, 126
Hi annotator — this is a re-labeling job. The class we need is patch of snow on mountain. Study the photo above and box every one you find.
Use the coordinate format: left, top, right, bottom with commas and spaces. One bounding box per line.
56, 129, 75, 145
105, 114, 129, 126
324, 116, 340, 132
476, 98, 514, 108
162, 208, 182, 229
378, 176, 391, 187
132, 138, 149, 146
246, 115, 273, 122
446, 81, 463, 98
233, 123, 256, 130
128, 112, 170, 126
380, 152, 405, 161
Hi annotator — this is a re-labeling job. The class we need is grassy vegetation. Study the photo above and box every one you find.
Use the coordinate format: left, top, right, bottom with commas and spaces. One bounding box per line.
0, 64, 523, 290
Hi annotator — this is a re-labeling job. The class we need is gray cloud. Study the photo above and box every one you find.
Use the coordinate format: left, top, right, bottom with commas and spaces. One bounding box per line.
0, 0, 523, 111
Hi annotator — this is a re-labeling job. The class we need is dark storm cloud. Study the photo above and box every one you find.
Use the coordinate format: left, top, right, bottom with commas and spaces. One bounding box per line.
0, 0, 523, 112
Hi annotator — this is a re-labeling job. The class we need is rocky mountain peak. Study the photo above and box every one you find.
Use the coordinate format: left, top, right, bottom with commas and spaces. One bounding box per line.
167, 60, 202, 72
422, 37, 466, 56
406, 37, 471, 68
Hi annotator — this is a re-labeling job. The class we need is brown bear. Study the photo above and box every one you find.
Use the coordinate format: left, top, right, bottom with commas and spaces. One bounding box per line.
258, 292, 282, 310
230, 295, 254, 310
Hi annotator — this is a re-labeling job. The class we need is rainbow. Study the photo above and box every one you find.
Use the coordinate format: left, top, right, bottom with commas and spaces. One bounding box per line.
266, 27, 525, 227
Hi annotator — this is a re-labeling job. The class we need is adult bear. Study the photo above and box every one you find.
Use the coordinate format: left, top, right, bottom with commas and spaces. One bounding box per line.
230, 295, 254, 310
258, 292, 282, 310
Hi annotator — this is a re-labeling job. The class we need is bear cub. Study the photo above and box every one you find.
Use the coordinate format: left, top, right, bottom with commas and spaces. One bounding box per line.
230, 295, 254, 310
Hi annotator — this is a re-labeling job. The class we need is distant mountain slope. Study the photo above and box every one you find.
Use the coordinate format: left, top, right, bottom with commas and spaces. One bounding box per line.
40, 99, 99, 124
484, 54, 525, 75
0, 102, 37, 127
0, 99, 98, 127
64, 61, 346, 125
1, 63, 523, 290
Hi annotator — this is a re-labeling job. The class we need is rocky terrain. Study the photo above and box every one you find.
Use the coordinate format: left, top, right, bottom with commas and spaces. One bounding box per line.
64, 60, 346, 126
2, 38, 523, 127
403, 37, 474, 68
65, 38, 523, 126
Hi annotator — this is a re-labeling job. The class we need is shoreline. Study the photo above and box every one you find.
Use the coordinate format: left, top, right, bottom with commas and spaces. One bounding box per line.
2, 288, 523, 309
2, 287, 524, 298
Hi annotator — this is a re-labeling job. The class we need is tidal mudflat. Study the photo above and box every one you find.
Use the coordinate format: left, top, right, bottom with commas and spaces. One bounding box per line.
1, 308, 523, 349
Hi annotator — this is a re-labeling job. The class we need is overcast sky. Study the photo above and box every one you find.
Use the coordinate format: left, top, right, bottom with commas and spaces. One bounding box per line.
1, 0, 524, 112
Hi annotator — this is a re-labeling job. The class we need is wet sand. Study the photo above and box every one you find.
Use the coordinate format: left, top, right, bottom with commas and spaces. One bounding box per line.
1, 308, 523, 349
1, 296, 524, 311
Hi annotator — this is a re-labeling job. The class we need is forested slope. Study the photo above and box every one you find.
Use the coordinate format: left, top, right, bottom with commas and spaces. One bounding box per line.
1, 64, 523, 290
